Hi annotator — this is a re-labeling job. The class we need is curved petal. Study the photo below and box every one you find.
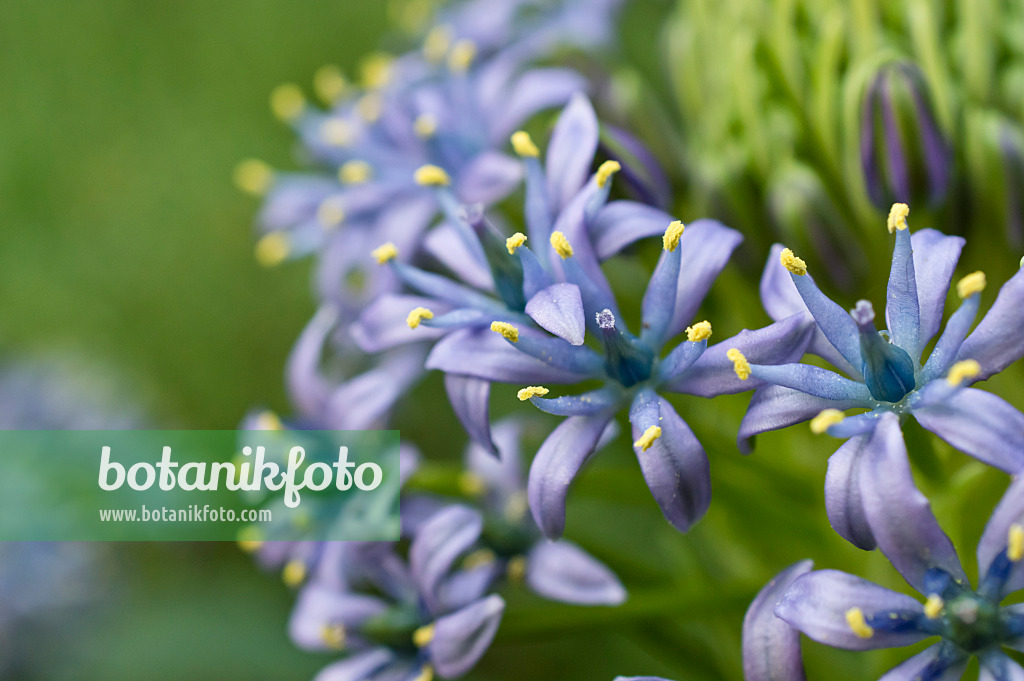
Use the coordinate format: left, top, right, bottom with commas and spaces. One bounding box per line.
956, 268, 1024, 380
911, 229, 965, 350
426, 327, 592, 384
590, 201, 675, 260
456, 151, 522, 205
877, 643, 967, 681
465, 419, 523, 502
913, 388, 1024, 473
351, 294, 451, 353
445, 374, 496, 455
423, 221, 494, 291
749, 363, 873, 402
286, 306, 339, 418
490, 68, 587, 142
529, 387, 622, 416
429, 595, 505, 678
742, 560, 813, 681
410, 505, 484, 615
980, 653, 1024, 681
289, 583, 388, 651
525, 540, 626, 605
525, 283, 586, 346
885, 227, 921, 353
667, 219, 744, 339
977, 476, 1024, 595
738, 385, 862, 452
323, 347, 426, 430
825, 435, 877, 550
312, 649, 396, 681
545, 93, 599, 211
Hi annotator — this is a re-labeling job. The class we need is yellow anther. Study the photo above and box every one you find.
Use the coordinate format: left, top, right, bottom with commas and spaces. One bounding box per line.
414, 113, 438, 138
845, 607, 874, 639
810, 409, 846, 435
517, 385, 549, 401
506, 555, 527, 582
946, 359, 981, 387
255, 232, 290, 267
406, 307, 434, 329
236, 526, 263, 553
634, 426, 663, 452
282, 559, 307, 587
956, 271, 987, 299
412, 624, 435, 648
313, 64, 347, 104
663, 220, 685, 252
780, 248, 807, 276
321, 623, 346, 650
316, 197, 346, 228
359, 52, 394, 90
423, 25, 452, 63
506, 232, 528, 255
458, 471, 486, 496
686, 320, 712, 343
339, 160, 373, 185
887, 203, 910, 233
233, 159, 273, 196
448, 39, 477, 73
924, 594, 944, 619
1009, 524, 1024, 562
491, 321, 519, 343
511, 131, 540, 158
414, 164, 451, 186
357, 93, 382, 122
270, 83, 306, 122
320, 118, 355, 147
462, 548, 497, 570
413, 665, 434, 681
596, 160, 621, 188
550, 231, 574, 259
372, 242, 398, 264
255, 410, 283, 431
727, 348, 751, 381
504, 492, 528, 523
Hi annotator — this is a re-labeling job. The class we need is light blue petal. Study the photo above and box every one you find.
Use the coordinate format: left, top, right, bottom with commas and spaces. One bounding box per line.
526, 283, 586, 346
749, 363, 874, 402
742, 560, 812, 681
885, 227, 921, 355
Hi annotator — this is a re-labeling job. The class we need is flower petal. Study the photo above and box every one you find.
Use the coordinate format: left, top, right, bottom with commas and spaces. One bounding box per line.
977, 476, 1024, 595
955, 268, 1024, 380
490, 68, 588, 142
825, 435, 877, 551
742, 560, 813, 681
445, 374, 496, 455
323, 347, 427, 430
667, 219, 744, 339
590, 201, 675, 261
312, 649, 397, 681
525, 283, 586, 346
466, 418, 524, 501
286, 306, 339, 418
410, 505, 484, 615
424, 222, 494, 290
979, 653, 1024, 681
911, 229, 965, 350
913, 388, 1024, 474
877, 643, 967, 681
749, 363, 873, 402
885, 227, 921, 353
426, 327, 593, 384
456, 151, 523, 205
525, 539, 626, 605
289, 583, 388, 651
429, 595, 505, 678
351, 294, 452, 353
738, 385, 862, 452
545, 93, 599, 211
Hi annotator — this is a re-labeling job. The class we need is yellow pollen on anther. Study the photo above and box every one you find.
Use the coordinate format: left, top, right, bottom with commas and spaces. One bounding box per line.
320, 118, 355, 147
359, 52, 394, 90
924, 594, 944, 619
727, 349, 751, 381
448, 39, 477, 73
255, 232, 290, 267
462, 548, 497, 570
504, 492, 528, 523
233, 159, 273, 195
413, 664, 434, 681
406, 307, 434, 329
412, 624, 435, 648
663, 220, 685, 251
339, 160, 373, 185
414, 164, 451, 186
458, 471, 486, 496
845, 607, 874, 639
357, 93, 382, 122
321, 623, 346, 650
282, 559, 307, 588
270, 83, 306, 122
596, 160, 621, 188
256, 410, 283, 431
316, 197, 346, 228
686, 321, 712, 343
634, 426, 662, 452
506, 555, 527, 582
236, 526, 263, 552
810, 409, 846, 435
423, 25, 452, 63
413, 113, 438, 138
1009, 524, 1024, 562
313, 64, 347, 104
506, 232, 528, 255
946, 359, 981, 387
491, 321, 519, 343
780, 248, 808, 276
956, 271, 987, 299
888, 203, 910, 233
372, 242, 398, 264
550, 231, 574, 259
510, 131, 540, 157
517, 386, 548, 401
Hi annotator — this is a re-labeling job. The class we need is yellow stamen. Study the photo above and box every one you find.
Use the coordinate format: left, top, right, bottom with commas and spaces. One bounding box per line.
550, 231, 574, 259
270, 83, 305, 122
504, 492, 528, 523
663, 220, 685, 252
406, 307, 434, 329
255, 410, 283, 431
458, 471, 486, 496
956, 271, 986, 299
412, 624, 435, 648
233, 159, 273, 196
236, 526, 263, 552
448, 39, 477, 73
255, 232, 290, 267
506, 555, 527, 582
634, 425, 662, 452
462, 548, 497, 570
924, 594, 944, 619
780, 248, 808, 276
339, 160, 373, 185
282, 559, 307, 587
887, 203, 910, 233
596, 160, 621, 188
313, 64, 346, 104
321, 623, 346, 650
413, 665, 434, 681
359, 52, 394, 90
414, 164, 451, 186
372, 242, 398, 264
845, 607, 874, 639
946, 359, 981, 387
414, 113, 438, 138
320, 119, 355, 147
510, 131, 540, 158
685, 320, 712, 343
423, 25, 452, 63
316, 197, 346, 228
506, 232, 528, 255
491, 321, 519, 343
810, 409, 846, 435
727, 348, 751, 381
1009, 524, 1024, 562
517, 385, 548, 401
357, 93, 382, 122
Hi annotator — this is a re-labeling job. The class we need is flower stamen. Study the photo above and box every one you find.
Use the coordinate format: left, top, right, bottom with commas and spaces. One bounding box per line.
371, 242, 398, 264
810, 409, 846, 435
517, 386, 548, 400
412, 624, 435, 648
634, 426, 662, 452
685, 320, 712, 342
924, 594, 944, 619
1009, 524, 1024, 562
946, 359, 981, 387
780, 248, 807, 276
727, 349, 751, 380
596, 160, 620, 188
845, 607, 874, 639
490, 321, 519, 343
887, 203, 910, 232
550, 231, 574, 259
511, 131, 540, 158
956, 271, 987, 299
663, 220, 685, 252
406, 307, 434, 329
506, 232, 528, 254
414, 164, 451, 186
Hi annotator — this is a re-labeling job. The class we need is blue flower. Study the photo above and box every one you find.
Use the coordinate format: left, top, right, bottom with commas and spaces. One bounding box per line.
736, 203, 1024, 548
776, 413, 1024, 681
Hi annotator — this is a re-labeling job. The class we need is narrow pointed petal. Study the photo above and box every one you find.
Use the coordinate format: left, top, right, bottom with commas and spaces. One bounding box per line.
517, 245, 554, 300
456, 151, 522, 205
860, 413, 968, 592
424, 222, 494, 290
286, 306, 338, 418
750, 363, 874, 402
546, 93, 599, 211
977, 476, 1024, 594
913, 388, 1024, 473
885, 227, 921, 352
590, 201, 676, 260
919, 294, 981, 383
955, 268, 1024, 380
529, 387, 622, 416
526, 540, 626, 605
979, 653, 1024, 681
526, 283, 586, 346
429, 595, 505, 678
640, 245, 681, 347
466, 419, 523, 500
667, 220, 744, 339
877, 643, 967, 681
629, 389, 711, 533
392, 261, 496, 309
426, 327, 593, 384
742, 560, 813, 681
656, 339, 708, 385
445, 374, 496, 455
911, 229, 965, 350
491, 67, 588, 141
437, 563, 503, 613
775, 570, 927, 650
825, 436, 877, 550
289, 583, 388, 650
738, 385, 862, 450
410, 505, 484, 615
323, 347, 426, 430
528, 411, 616, 539
791, 271, 864, 370
312, 649, 396, 681
352, 294, 451, 352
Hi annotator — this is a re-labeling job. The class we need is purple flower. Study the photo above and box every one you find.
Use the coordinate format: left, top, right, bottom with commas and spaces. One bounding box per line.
776, 413, 1024, 680
737, 203, 1024, 548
